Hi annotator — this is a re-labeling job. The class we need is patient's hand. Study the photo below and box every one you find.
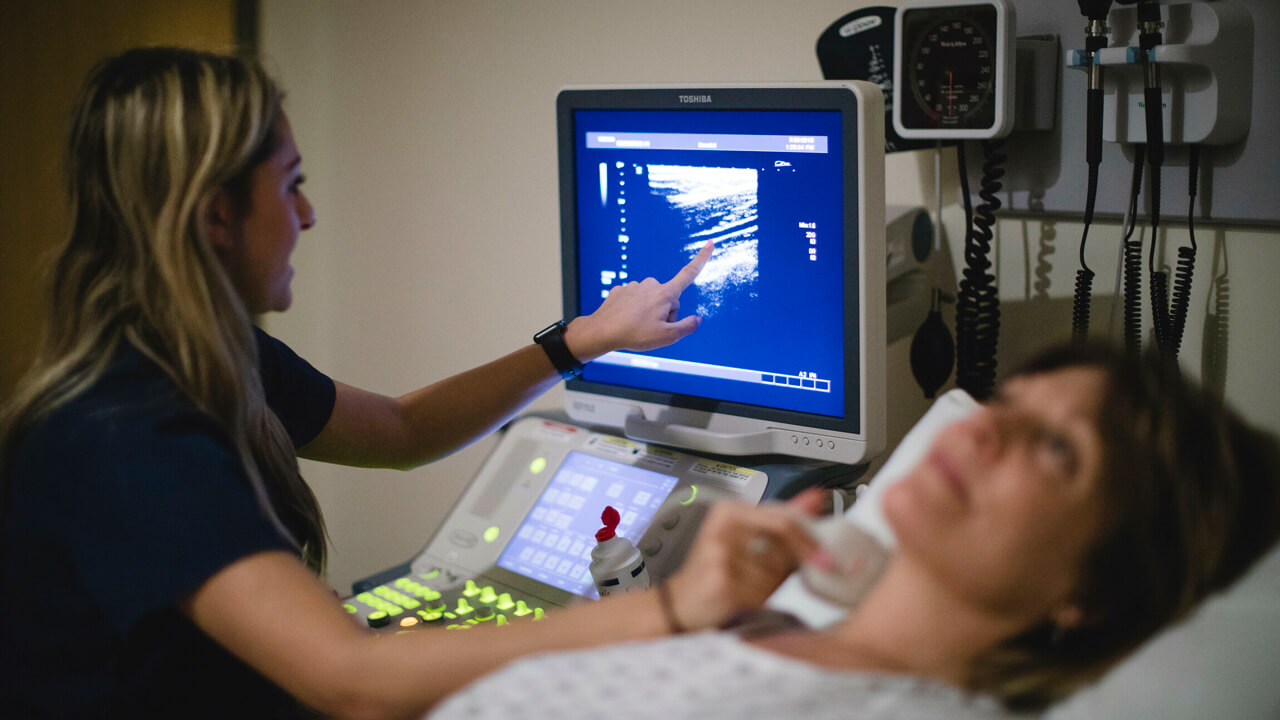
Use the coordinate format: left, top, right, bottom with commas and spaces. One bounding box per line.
664, 490, 826, 631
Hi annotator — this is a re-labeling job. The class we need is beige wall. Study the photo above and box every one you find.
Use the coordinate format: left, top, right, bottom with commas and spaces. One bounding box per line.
0, 0, 239, 397
259, 1, 1280, 594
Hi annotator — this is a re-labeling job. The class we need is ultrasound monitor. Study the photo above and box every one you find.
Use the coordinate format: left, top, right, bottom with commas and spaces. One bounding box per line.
557, 83, 886, 465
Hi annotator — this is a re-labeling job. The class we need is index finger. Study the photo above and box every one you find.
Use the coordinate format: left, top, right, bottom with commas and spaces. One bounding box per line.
664, 239, 714, 292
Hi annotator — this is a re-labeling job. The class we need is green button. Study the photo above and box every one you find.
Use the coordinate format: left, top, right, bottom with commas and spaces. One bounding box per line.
373, 586, 420, 610
392, 592, 420, 609
478, 586, 498, 604
681, 485, 699, 505
495, 593, 515, 611
343, 603, 357, 614
530, 457, 547, 474
462, 580, 481, 597
374, 600, 404, 616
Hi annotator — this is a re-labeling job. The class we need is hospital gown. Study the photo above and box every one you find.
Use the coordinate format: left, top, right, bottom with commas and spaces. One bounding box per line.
428, 629, 1021, 720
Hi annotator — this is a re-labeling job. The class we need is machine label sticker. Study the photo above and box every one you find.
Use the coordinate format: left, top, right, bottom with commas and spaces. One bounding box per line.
586, 434, 643, 458
689, 461, 756, 487
636, 446, 679, 472
534, 421, 580, 442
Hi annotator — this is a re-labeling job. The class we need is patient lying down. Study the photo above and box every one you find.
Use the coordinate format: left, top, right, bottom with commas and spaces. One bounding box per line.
429, 344, 1280, 720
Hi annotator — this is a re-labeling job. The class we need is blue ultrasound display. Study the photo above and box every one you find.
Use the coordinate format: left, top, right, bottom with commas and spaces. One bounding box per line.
573, 109, 847, 418
496, 451, 677, 599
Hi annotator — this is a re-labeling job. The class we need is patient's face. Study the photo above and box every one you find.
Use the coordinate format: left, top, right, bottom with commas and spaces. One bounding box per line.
883, 366, 1108, 625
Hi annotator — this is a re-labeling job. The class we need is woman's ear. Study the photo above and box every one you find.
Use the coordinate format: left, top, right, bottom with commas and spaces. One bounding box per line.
202, 188, 237, 254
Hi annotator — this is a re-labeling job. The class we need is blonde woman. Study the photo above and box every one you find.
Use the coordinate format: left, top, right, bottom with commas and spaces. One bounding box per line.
0, 47, 822, 719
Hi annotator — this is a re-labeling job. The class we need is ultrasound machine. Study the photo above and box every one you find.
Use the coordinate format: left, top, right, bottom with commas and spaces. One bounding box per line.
342, 81, 887, 632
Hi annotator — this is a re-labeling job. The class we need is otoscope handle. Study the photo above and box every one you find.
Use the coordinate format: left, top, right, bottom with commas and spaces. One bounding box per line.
1144, 86, 1164, 167
1087, 88, 1104, 167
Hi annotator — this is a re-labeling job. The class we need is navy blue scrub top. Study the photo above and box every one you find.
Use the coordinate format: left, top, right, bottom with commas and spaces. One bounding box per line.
0, 328, 336, 719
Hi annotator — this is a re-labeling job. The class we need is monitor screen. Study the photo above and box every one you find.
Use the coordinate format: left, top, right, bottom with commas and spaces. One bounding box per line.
495, 451, 677, 599
557, 84, 885, 465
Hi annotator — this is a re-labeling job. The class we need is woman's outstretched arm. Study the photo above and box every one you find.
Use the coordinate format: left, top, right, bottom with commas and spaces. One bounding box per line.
298, 241, 713, 470
182, 490, 823, 720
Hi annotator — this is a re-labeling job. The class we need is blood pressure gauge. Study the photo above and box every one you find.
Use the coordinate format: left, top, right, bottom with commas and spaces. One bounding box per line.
893, 0, 1015, 140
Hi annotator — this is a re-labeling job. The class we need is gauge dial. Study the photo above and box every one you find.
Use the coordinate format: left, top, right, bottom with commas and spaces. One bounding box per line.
893, 1, 1011, 139
907, 15, 996, 127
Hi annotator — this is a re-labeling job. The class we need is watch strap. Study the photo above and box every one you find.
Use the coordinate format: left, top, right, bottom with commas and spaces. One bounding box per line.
534, 320, 585, 380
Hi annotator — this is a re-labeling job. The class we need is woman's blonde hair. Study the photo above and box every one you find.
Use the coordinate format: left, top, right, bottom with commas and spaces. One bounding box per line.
967, 344, 1280, 711
0, 47, 326, 570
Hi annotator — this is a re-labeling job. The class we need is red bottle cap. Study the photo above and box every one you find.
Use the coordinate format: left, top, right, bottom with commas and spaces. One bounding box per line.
595, 506, 620, 542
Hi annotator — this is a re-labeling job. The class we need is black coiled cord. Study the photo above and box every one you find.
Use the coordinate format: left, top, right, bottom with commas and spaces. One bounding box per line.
1204, 274, 1229, 393
1071, 160, 1100, 346
1149, 145, 1199, 359
954, 139, 1004, 401
1122, 145, 1146, 360
1150, 264, 1172, 351
1072, 265, 1095, 346
1166, 245, 1196, 354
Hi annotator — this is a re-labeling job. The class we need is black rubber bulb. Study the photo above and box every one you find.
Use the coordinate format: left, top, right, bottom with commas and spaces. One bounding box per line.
910, 289, 954, 399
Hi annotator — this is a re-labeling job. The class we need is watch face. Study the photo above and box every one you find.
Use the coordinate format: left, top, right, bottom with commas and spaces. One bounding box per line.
900, 4, 999, 131
535, 320, 565, 343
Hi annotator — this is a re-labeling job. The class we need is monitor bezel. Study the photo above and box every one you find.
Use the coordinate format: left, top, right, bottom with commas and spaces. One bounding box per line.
555, 83, 885, 464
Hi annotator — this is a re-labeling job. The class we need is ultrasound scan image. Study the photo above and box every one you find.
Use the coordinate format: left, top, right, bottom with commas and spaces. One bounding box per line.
646, 164, 760, 318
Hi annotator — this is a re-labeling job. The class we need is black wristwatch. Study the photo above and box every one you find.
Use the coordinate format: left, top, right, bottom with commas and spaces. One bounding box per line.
534, 320, 585, 380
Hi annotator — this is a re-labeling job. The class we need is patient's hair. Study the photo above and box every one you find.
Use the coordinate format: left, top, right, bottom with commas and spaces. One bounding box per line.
965, 343, 1280, 711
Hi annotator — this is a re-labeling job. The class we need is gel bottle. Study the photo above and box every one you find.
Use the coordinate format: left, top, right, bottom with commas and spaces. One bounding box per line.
589, 506, 650, 597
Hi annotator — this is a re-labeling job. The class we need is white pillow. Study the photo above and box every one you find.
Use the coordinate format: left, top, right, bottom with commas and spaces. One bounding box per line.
1047, 541, 1280, 720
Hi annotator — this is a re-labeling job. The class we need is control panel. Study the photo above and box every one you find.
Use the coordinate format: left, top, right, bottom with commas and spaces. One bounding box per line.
342, 416, 771, 632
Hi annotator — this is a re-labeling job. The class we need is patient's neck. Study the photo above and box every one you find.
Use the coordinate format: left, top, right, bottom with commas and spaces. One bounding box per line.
816, 558, 1031, 685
